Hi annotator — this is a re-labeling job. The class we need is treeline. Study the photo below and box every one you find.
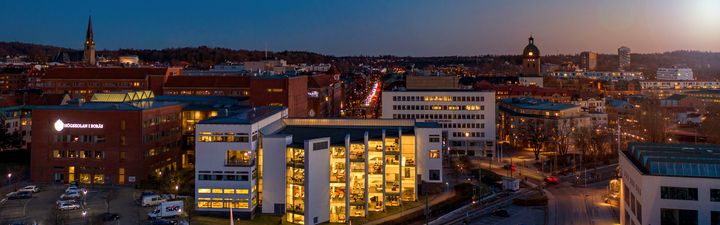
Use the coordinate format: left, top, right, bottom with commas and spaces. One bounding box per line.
0, 42, 333, 69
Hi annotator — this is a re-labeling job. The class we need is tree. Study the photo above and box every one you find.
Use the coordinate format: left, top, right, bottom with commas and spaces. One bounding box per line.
552, 119, 576, 156
0, 122, 22, 151
519, 119, 551, 160
573, 127, 592, 167
636, 100, 668, 143
700, 105, 720, 144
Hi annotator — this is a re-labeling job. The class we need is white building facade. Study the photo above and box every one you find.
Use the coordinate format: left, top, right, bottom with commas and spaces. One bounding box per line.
194, 107, 288, 218
619, 143, 720, 225
195, 108, 444, 224
382, 89, 496, 157
656, 67, 694, 80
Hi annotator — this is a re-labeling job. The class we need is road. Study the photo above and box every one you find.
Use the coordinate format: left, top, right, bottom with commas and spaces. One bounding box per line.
471, 158, 619, 225
547, 181, 618, 225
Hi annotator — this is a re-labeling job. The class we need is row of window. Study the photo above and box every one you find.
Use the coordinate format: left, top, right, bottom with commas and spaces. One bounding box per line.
52, 150, 108, 160
198, 132, 258, 143
198, 174, 251, 181
41, 81, 143, 88
142, 127, 181, 143
54, 135, 105, 144
451, 132, 485, 138
392, 105, 485, 111
442, 123, 486, 129
659, 186, 720, 202
166, 90, 249, 96
625, 184, 642, 224
145, 141, 181, 158
392, 95, 486, 102
142, 113, 180, 128
393, 113, 485, 120
197, 188, 250, 195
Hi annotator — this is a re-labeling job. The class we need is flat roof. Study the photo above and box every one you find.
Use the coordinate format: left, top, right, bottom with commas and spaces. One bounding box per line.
198, 106, 285, 124
273, 119, 437, 147
387, 89, 494, 93
624, 143, 720, 178
33, 100, 183, 111
500, 97, 577, 111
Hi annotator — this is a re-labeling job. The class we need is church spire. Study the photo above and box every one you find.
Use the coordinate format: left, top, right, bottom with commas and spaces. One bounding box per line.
83, 15, 96, 65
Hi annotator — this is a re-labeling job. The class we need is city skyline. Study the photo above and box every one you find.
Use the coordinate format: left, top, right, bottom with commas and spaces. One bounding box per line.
1, 0, 720, 56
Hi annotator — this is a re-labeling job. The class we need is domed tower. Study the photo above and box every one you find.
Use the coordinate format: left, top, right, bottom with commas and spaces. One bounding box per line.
521, 36, 540, 76
519, 36, 543, 87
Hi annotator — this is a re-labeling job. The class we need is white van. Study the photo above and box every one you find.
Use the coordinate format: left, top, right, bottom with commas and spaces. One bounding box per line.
148, 200, 184, 219
141, 194, 166, 207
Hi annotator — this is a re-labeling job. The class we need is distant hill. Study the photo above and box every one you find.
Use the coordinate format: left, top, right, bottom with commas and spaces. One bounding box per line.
0, 42, 333, 69
0, 42, 72, 63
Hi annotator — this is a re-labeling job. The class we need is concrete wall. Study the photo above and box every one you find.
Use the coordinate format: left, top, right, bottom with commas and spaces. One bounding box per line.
305, 137, 330, 225
261, 134, 293, 214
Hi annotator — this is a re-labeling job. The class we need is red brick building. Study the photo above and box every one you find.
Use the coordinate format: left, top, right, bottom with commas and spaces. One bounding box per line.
30, 91, 184, 185
163, 72, 343, 118
37, 67, 181, 100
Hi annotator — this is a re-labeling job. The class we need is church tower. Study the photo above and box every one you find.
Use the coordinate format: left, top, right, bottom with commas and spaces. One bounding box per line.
519, 36, 543, 87
521, 36, 541, 76
83, 16, 96, 65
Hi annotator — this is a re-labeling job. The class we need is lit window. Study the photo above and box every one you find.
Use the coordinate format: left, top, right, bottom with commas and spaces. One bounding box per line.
224, 189, 235, 194
236, 189, 249, 194
429, 150, 440, 159
212, 189, 223, 194
198, 189, 211, 194
197, 201, 210, 208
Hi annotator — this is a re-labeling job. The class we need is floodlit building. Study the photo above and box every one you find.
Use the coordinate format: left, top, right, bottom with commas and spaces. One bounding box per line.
194, 112, 443, 224
381, 89, 496, 157
619, 143, 720, 225
30, 91, 185, 184
520, 36, 543, 87
656, 67, 694, 81
498, 97, 592, 147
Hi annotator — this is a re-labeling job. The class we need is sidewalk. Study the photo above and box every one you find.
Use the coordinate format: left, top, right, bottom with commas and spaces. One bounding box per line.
363, 191, 455, 225
543, 189, 556, 225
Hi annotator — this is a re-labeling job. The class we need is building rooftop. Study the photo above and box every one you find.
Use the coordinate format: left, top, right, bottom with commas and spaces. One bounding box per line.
664, 94, 688, 101
500, 97, 577, 111
388, 88, 494, 93
624, 143, 720, 178
164, 75, 250, 88
271, 119, 436, 147
198, 106, 286, 124
686, 89, 720, 95
44, 67, 170, 79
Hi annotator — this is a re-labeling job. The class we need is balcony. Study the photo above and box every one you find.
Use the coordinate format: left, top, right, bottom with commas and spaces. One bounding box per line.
224, 159, 255, 167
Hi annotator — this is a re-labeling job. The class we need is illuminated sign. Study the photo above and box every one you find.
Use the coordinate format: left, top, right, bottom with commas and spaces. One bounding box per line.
54, 119, 104, 131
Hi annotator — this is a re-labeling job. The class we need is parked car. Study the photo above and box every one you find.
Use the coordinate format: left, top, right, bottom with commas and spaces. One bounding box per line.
148, 219, 179, 225
60, 191, 81, 199
7, 191, 32, 200
503, 164, 518, 171
65, 186, 86, 194
18, 185, 39, 193
56, 199, 77, 206
544, 176, 559, 184
58, 202, 81, 210
99, 212, 120, 221
141, 194, 166, 207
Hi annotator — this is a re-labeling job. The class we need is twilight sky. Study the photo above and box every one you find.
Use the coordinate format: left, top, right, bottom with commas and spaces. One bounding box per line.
1, 0, 719, 56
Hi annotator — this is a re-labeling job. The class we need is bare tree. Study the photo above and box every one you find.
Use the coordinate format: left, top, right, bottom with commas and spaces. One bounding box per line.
636, 100, 668, 143
573, 127, 592, 167
553, 119, 576, 156
700, 104, 720, 144
588, 126, 613, 166
518, 119, 551, 160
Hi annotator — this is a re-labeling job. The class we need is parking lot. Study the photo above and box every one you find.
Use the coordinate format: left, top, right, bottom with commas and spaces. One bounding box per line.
0, 184, 161, 225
